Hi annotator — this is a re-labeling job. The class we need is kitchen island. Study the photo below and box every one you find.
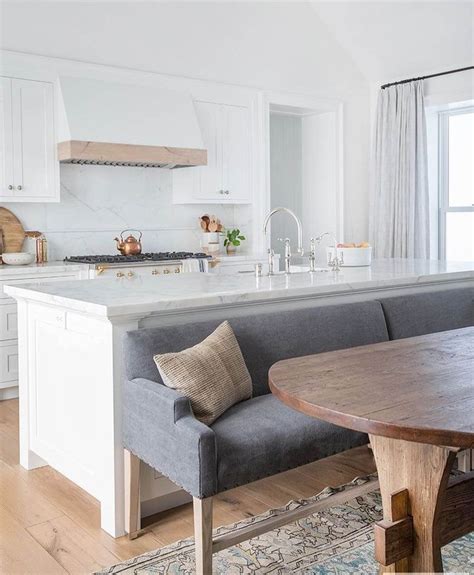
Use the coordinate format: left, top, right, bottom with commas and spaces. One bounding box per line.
5, 259, 473, 537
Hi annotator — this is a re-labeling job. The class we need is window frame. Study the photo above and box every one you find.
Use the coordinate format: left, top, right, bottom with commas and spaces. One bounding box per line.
438, 106, 474, 260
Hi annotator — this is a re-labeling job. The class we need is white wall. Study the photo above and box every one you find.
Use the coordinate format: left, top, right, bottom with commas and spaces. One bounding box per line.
302, 112, 341, 248
269, 113, 303, 251
0, 1, 371, 250
312, 2, 473, 83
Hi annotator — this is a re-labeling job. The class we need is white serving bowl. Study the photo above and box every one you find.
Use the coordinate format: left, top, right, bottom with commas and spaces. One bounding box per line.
326, 246, 372, 267
2, 252, 35, 266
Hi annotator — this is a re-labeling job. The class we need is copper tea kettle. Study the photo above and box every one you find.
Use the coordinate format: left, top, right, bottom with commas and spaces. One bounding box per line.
114, 230, 143, 256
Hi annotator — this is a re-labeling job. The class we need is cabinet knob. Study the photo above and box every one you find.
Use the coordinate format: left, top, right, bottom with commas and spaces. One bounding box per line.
163, 269, 170, 274
218, 190, 224, 195
116, 271, 125, 278
127, 271, 135, 278
225, 190, 230, 195
151, 269, 161, 275
174, 268, 180, 273
8, 185, 13, 190
17, 185, 22, 191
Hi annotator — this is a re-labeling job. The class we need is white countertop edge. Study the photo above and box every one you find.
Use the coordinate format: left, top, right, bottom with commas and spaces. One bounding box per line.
0, 261, 89, 278
5, 266, 473, 319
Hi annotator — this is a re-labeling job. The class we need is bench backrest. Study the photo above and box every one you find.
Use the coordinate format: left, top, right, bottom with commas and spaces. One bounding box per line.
124, 300, 389, 396
380, 287, 473, 340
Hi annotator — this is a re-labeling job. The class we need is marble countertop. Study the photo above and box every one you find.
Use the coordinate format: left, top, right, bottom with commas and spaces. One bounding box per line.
4, 259, 473, 318
0, 261, 88, 277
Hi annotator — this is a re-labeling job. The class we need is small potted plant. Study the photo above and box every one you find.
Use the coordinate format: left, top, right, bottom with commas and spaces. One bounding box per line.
224, 228, 245, 255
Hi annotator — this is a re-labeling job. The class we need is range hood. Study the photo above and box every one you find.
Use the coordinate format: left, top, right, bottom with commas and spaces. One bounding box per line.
57, 77, 207, 168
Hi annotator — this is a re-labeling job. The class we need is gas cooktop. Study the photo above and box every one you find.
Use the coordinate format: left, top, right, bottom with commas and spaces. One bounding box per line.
64, 252, 210, 265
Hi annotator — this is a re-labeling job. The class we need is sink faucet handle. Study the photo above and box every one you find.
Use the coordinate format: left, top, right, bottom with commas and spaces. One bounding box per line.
267, 247, 275, 276
277, 237, 291, 256
309, 238, 317, 272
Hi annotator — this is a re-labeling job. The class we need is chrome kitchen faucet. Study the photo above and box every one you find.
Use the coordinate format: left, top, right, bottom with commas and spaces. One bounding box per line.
263, 207, 304, 275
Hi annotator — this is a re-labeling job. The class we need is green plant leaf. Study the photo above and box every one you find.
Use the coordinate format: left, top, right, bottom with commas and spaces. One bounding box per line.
234, 240, 241, 246
238, 235, 245, 240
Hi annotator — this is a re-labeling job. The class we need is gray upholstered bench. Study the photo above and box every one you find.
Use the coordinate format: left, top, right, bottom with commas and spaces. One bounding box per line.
122, 287, 473, 573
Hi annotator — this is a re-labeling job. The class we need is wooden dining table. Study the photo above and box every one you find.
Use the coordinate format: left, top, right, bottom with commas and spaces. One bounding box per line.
269, 327, 474, 573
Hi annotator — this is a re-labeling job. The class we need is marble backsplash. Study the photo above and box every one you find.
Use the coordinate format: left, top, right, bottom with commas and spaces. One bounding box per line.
5, 164, 251, 261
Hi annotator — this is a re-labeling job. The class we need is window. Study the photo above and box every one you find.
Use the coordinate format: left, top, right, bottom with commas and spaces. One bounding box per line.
439, 108, 474, 261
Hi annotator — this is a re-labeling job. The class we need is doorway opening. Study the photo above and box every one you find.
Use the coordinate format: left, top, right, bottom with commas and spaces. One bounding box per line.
266, 99, 343, 260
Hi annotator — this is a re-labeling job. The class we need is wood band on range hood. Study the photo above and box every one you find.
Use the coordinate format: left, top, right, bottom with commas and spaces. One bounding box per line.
58, 140, 207, 169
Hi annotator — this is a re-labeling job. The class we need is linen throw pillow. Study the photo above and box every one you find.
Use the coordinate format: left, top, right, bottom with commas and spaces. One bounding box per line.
153, 321, 252, 425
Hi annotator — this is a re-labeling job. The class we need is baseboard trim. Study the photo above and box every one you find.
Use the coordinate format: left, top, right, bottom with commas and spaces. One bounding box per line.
0, 386, 19, 401
141, 490, 192, 519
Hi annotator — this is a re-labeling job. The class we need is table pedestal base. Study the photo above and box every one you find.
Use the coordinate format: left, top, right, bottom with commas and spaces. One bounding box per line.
369, 435, 457, 574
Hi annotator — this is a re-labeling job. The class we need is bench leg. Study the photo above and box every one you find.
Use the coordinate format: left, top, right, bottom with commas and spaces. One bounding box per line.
124, 449, 141, 539
458, 449, 473, 472
194, 496, 213, 575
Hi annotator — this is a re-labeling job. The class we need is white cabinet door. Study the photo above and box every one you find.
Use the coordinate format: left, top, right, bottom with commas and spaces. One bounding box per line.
222, 104, 251, 202
11, 79, 58, 201
0, 303, 18, 341
194, 101, 224, 202
0, 342, 19, 387
0, 78, 14, 197
172, 100, 252, 204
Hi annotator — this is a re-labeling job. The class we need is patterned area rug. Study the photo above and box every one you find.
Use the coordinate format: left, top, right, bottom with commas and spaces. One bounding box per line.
96, 476, 474, 574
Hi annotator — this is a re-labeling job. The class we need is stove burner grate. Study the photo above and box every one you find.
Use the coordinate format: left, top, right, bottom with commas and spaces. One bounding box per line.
64, 252, 210, 264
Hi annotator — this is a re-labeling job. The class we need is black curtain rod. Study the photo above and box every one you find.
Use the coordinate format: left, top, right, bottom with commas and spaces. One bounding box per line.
381, 65, 474, 89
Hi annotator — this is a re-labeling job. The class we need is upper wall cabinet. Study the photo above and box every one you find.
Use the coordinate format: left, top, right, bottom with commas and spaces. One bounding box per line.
173, 100, 252, 204
0, 77, 59, 203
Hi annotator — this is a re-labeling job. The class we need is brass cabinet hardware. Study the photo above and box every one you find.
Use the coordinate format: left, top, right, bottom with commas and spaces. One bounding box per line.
127, 271, 135, 278
116, 271, 125, 278
96, 265, 107, 275
151, 269, 160, 275
174, 268, 180, 273
163, 269, 170, 274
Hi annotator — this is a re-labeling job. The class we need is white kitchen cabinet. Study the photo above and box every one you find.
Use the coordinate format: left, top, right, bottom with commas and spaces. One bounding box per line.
0, 303, 18, 340
0, 77, 59, 202
0, 268, 86, 399
173, 101, 252, 204
0, 78, 14, 197
0, 341, 19, 387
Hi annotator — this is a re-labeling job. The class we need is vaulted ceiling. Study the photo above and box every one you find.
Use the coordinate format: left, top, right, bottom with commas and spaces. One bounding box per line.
311, 1, 473, 83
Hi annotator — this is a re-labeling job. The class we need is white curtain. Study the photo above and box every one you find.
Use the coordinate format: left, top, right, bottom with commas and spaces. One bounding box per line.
371, 80, 430, 258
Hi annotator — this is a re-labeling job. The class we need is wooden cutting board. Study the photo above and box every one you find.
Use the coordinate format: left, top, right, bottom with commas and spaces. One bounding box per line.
0, 207, 25, 253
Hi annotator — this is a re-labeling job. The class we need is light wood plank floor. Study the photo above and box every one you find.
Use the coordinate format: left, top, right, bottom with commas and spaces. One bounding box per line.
0, 398, 376, 574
